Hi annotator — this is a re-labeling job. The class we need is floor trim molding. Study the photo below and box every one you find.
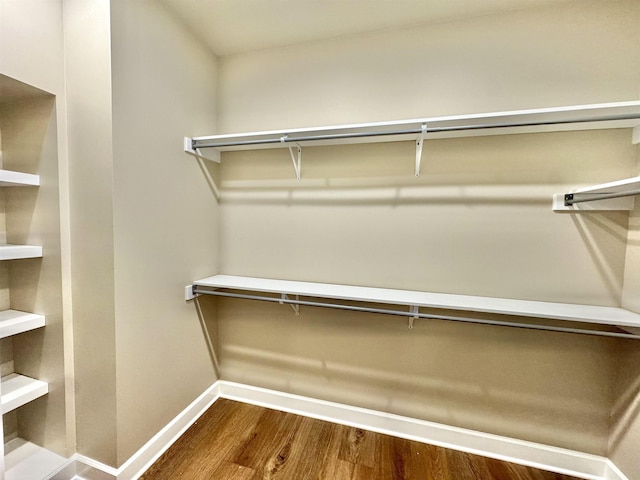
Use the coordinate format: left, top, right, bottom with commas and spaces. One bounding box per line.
70, 380, 629, 480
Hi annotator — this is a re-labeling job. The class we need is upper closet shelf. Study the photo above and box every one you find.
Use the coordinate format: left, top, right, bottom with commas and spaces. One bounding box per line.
187, 101, 640, 151
190, 275, 640, 339
185, 101, 640, 178
0, 169, 39, 187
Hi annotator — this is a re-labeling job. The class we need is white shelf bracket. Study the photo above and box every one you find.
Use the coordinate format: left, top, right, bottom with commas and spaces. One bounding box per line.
415, 124, 427, 177
282, 136, 302, 180
633, 126, 640, 145
280, 293, 300, 316
409, 305, 419, 329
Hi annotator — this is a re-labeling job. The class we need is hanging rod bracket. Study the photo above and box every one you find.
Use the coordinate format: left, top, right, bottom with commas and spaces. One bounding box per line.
184, 137, 221, 163
280, 293, 300, 315
408, 305, 419, 329
415, 124, 427, 177
282, 136, 302, 180
553, 176, 640, 212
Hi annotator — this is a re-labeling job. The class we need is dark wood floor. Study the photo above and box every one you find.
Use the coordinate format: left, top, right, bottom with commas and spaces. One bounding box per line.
140, 399, 582, 480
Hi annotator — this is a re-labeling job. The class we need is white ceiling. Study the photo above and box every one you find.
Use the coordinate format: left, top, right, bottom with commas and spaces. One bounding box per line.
159, 0, 577, 57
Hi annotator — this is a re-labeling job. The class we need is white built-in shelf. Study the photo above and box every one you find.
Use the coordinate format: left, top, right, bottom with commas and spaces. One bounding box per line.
0, 245, 42, 261
0, 170, 39, 187
187, 101, 640, 152
1, 374, 48, 414
192, 275, 640, 331
4, 438, 67, 480
0, 310, 44, 339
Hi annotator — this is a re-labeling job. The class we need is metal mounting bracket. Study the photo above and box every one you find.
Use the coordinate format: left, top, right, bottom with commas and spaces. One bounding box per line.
408, 305, 419, 329
282, 136, 302, 180
415, 124, 427, 177
280, 293, 300, 315
184, 137, 221, 163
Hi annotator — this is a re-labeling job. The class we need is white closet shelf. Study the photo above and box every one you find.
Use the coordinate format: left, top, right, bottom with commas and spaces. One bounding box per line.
191, 275, 640, 337
0, 310, 44, 339
0, 245, 42, 260
0, 170, 39, 187
553, 176, 640, 212
187, 101, 640, 152
4, 438, 67, 480
1, 374, 48, 414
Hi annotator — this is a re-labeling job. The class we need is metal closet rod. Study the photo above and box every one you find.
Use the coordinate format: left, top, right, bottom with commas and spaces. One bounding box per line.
192, 288, 640, 340
565, 188, 640, 205
191, 113, 640, 149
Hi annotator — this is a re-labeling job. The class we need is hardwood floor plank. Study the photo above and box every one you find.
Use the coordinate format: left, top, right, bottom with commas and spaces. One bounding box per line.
209, 462, 258, 480
286, 417, 336, 479
229, 408, 302, 472
140, 399, 585, 480
140, 399, 258, 480
316, 423, 356, 479
338, 426, 376, 468
446, 449, 493, 480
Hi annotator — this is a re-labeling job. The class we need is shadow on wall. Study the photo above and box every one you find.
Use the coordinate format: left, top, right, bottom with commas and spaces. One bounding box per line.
570, 212, 630, 305
609, 341, 640, 453
205, 296, 617, 455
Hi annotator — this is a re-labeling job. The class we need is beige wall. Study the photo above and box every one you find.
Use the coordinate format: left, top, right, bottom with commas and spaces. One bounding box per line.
215, 0, 640, 456
611, 148, 640, 480
218, 0, 640, 133
63, 0, 117, 465
109, 0, 219, 466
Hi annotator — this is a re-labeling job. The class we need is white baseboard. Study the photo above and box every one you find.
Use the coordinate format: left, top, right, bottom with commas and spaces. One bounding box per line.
68, 380, 629, 480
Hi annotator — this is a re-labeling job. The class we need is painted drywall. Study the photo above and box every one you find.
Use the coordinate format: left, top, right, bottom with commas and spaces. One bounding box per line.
0, 0, 65, 96
63, 0, 117, 465
610, 339, 640, 480
215, 0, 640, 455
109, 0, 219, 466
218, 0, 640, 133
612, 147, 640, 480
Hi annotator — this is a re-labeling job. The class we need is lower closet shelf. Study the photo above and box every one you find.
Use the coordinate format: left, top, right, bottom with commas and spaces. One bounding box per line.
1, 374, 48, 414
0, 311, 45, 339
191, 275, 640, 338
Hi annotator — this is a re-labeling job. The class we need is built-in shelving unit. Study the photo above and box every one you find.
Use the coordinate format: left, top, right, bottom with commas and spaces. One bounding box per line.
0, 73, 63, 480
190, 275, 640, 339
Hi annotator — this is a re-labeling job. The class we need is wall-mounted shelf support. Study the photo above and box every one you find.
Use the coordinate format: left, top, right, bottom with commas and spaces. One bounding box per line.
280, 293, 300, 315
415, 124, 426, 177
553, 176, 640, 212
282, 136, 302, 180
190, 275, 640, 340
633, 126, 640, 144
